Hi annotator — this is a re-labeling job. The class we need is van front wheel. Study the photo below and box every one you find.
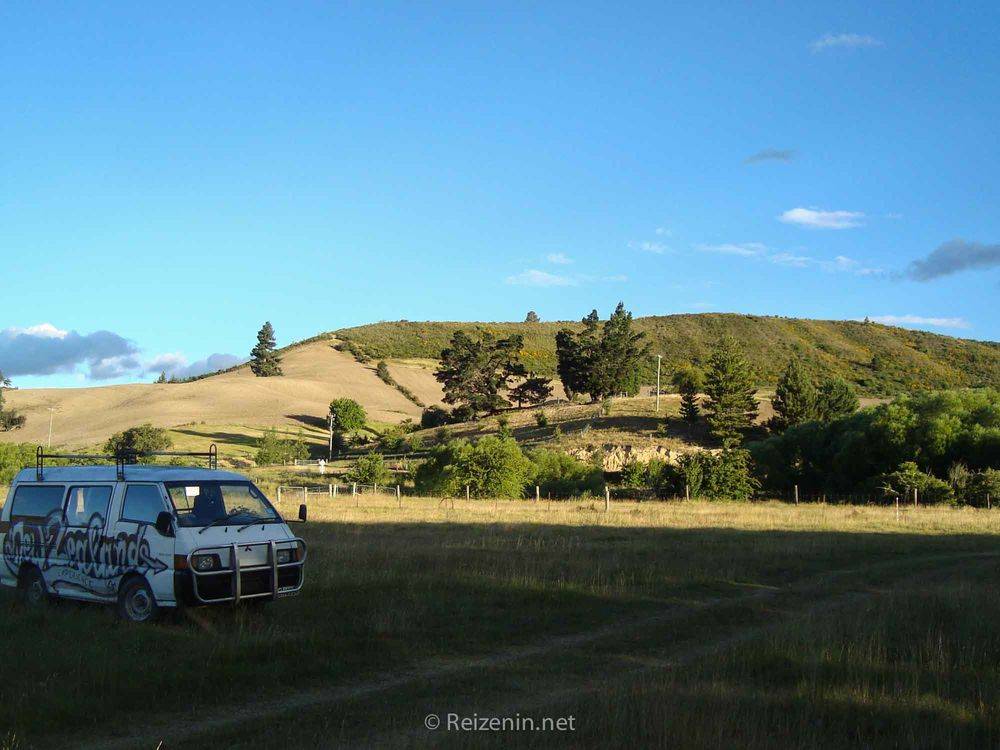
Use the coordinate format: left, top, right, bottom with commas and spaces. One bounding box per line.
118, 578, 159, 623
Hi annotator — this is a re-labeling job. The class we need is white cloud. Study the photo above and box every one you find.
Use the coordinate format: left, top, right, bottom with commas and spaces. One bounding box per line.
810, 33, 883, 53
866, 315, 970, 330
655, 227, 672, 236
0, 325, 139, 378
146, 352, 244, 380
15, 323, 69, 339
696, 242, 767, 257
629, 240, 668, 254
779, 207, 866, 230
545, 252, 573, 265
505, 269, 577, 287
695, 243, 882, 276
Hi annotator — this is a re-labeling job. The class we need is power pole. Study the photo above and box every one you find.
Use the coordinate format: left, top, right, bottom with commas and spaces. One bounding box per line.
655, 355, 662, 413
47, 408, 56, 448
327, 413, 334, 461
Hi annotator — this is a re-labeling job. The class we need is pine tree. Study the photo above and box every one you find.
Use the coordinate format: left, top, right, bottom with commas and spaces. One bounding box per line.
524, 310, 540, 323
555, 310, 600, 400
591, 302, 650, 399
816, 377, 859, 421
509, 375, 554, 407
155, 371, 168, 384
704, 337, 758, 447
435, 330, 526, 416
249, 321, 283, 377
671, 364, 704, 430
771, 358, 817, 431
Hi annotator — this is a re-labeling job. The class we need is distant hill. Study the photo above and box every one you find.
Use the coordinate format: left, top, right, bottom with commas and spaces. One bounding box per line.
336, 314, 1000, 395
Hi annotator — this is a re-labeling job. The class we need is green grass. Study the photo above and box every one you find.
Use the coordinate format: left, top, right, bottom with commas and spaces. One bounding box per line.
335, 313, 1000, 395
1, 500, 998, 749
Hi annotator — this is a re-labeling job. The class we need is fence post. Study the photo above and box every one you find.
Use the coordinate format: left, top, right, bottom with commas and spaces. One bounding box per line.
397, 485, 401, 509
303, 487, 308, 505
604, 486, 610, 513
277, 486, 282, 504
535, 485, 540, 503
466, 485, 470, 501
794, 484, 799, 505
374, 483, 378, 495
988, 493, 992, 510
685, 484, 690, 502
333, 484, 338, 497
328, 483, 332, 498
914, 486, 918, 507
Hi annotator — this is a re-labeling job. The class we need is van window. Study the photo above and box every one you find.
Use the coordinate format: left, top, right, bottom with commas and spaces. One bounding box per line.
10, 485, 66, 521
64, 486, 113, 527
121, 484, 166, 524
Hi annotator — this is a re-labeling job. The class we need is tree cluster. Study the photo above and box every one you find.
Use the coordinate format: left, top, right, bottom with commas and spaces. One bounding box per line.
254, 428, 309, 465
555, 303, 650, 402
751, 388, 1000, 502
771, 358, 859, 432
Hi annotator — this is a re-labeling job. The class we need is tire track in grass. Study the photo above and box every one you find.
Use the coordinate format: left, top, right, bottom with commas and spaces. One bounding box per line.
69, 551, 999, 750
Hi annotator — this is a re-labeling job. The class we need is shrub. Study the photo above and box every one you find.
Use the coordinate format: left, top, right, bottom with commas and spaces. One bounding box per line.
528, 450, 604, 497
254, 428, 309, 465
348, 452, 393, 486
534, 411, 550, 428
104, 424, 172, 458
421, 406, 452, 429
414, 437, 530, 498
0, 443, 37, 485
619, 458, 648, 489
654, 450, 758, 500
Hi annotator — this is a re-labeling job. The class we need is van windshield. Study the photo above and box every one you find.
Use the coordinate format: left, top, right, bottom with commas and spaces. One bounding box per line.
164, 481, 279, 528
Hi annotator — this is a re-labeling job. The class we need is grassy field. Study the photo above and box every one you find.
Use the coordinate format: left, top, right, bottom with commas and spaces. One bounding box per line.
1, 498, 998, 749
336, 313, 1000, 395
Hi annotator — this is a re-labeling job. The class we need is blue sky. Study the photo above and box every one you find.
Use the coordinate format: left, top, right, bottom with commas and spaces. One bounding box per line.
2, 2, 998, 388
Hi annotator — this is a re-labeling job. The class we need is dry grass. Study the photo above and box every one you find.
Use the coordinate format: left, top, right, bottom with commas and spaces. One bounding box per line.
0, 340, 444, 449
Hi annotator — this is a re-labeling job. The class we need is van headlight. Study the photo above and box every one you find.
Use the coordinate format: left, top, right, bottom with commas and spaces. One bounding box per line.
276, 548, 293, 564
192, 554, 220, 571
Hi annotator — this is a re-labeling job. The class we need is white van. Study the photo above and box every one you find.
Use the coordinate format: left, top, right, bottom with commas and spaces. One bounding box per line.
0, 449, 306, 622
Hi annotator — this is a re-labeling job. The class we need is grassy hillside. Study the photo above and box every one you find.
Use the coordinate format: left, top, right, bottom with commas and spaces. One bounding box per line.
336, 314, 1000, 395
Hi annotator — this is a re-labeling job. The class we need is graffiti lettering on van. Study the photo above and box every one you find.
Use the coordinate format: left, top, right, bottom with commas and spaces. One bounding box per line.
2, 511, 167, 583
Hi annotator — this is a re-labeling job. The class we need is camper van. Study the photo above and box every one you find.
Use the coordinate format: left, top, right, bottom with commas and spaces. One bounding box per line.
0, 448, 306, 622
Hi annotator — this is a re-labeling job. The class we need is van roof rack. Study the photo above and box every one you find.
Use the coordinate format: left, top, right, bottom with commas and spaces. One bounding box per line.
35, 444, 218, 481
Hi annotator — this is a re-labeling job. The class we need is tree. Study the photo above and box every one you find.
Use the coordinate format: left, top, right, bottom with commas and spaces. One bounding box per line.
816, 377, 859, 421
415, 436, 531, 498
525, 311, 540, 323
590, 302, 650, 399
771, 358, 818, 432
704, 337, 758, 447
0, 371, 26, 432
671, 365, 704, 430
348, 452, 393, 486
155, 371, 168, 384
435, 330, 526, 416
105, 424, 172, 458
555, 304, 648, 402
249, 321, 283, 377
329, 398, 367, 433
509, 375, 554, 408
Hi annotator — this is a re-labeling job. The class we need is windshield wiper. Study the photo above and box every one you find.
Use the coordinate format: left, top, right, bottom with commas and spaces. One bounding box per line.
236, 516, 276, 533
197, 510, 241, 534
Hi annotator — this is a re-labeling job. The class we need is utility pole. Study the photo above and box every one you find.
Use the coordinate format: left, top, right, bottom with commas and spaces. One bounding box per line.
327, 413, 334, 461
47, 407, 56, 448
655, 355, 662, 413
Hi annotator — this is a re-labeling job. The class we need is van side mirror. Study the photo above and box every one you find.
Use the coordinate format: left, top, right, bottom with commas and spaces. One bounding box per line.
154, 511, 174, 537
298, 504, 308, 523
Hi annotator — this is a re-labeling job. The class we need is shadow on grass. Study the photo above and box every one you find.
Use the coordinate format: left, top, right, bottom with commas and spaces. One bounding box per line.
3, 519, 998, 747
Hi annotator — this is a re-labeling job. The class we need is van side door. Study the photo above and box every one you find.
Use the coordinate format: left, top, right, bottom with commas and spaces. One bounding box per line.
56, 484, 115, 600
115, 483, 175, 605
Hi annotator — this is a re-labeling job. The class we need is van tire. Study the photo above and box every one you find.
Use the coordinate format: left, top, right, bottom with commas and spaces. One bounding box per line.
118, 578, 159, 623
19, 567, 49, 607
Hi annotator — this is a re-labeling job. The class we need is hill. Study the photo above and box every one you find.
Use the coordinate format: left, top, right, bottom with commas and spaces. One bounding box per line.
1, 339, 444, 450
336, 314, 1000, 395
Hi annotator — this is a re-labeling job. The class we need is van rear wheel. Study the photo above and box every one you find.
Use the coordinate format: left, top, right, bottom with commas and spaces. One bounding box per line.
118, 578, 159, 623
19, 567, 48, 607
